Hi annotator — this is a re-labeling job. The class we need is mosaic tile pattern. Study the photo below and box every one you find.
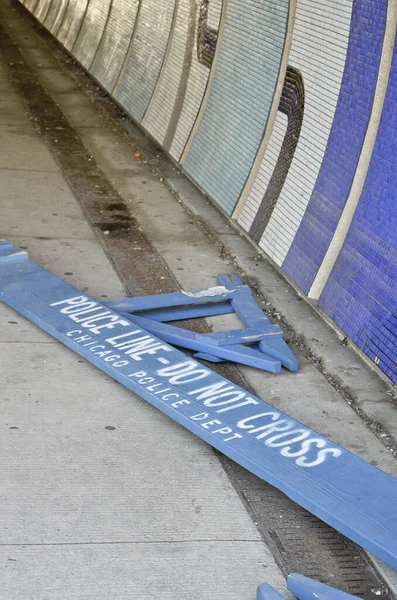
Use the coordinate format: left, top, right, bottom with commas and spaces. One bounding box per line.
239, 0, 353, 263
24, 0, 38, 11
34, 0, 51, 22
169, 0, 222, 161
113, 0, 176, 123
283, 0, 387, 293
319, 37, 397, 385
72, 0, 112, 70
248, 67, 304, 243
90, 0, 140, 93
364, 315, 397, 384
197, 0, 219, 68
44, 0, 70, 35
57, 0, 89, 51
183, 0, 289, 216
142, 0, 197, 150
237, 112, 288, 240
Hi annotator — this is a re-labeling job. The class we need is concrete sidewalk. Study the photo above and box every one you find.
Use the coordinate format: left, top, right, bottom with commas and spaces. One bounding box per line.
0, 6, 287, 599
1, 0, 397, 598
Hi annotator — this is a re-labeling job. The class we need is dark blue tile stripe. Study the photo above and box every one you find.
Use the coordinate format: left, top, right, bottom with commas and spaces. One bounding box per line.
319, 33, 397, 385
282, 0, 387, 293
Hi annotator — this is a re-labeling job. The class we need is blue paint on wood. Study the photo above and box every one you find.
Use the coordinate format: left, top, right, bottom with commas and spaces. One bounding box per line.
216, 274, 298, 371
104, 284, 251, 312
2, 243, 397, 570
138, 303, 235, 322
105, 273, 298, 370
122, 313, 282, 372
257, 584, 289, 600
200, 327, 281, 345
288, 574, 363, 600
193, 352, 225, 363
0, 240, 13, 252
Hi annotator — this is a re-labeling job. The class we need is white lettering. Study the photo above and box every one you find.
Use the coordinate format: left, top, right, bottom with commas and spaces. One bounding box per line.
237, 412, 279, 430
171, 399, 190, 408
224, 433, 243, 442
51, 295, 88, 307
191, 412, 209, 421
147, 384, 164, 392
127, 371, 147, 378
296, 447, 342, 468
157, 361, 209, 384
138, 377, 155, 384
265, 429, 311, 447
63, 303, 99, 315
212, 426, 233, 435
104, 354, 122, 362
280, 438, 326, 458
254, 421, 294, 440
113, 360, 129, 368
162, 393, 179, 401
74, 334, 92, 343
69, 305, 103, 318
201, 419, 222, 429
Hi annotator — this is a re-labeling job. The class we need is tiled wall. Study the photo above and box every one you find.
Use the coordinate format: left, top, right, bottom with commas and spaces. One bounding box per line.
113, 0, 176, 122
90, 0, 140, 93
282, 0, 387, 293
44, 0, 69, 35
73, 0, 111, 70
319, 34, 397, 385
142, 0, 198, 149
33, 0, 51, 22
238, 0, 354, 266
169, 0, 223, 161
20, 0, 397, 385
57, 0, 89, 51
182, 0, 289, 215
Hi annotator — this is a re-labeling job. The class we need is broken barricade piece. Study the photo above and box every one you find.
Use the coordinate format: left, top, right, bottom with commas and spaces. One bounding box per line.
257, 584, 289, 600
1, 242, 397, 570
104, 273, 298, 372
258, 575, 364, 600
122, 312, 282, 373
287, 574, 364, 600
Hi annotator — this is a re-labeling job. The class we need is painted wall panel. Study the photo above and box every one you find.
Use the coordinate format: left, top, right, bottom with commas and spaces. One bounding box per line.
57, 0, 89, 52
72, 0, 112, 70
183, 0, 289, 216
319, 37, 397, 384
44, 0, 68, 34
142, 0, 197, 150
34, 0, 52, 22
282, 0, 387, 293
169, 0, 223, 161
90, 0, 140, 93
237, 113, 288, 255
238, 0, 353, 262
113, 0, 176, 123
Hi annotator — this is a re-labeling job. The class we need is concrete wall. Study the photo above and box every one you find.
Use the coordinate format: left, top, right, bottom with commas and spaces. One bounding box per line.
20, 0, 397, 386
